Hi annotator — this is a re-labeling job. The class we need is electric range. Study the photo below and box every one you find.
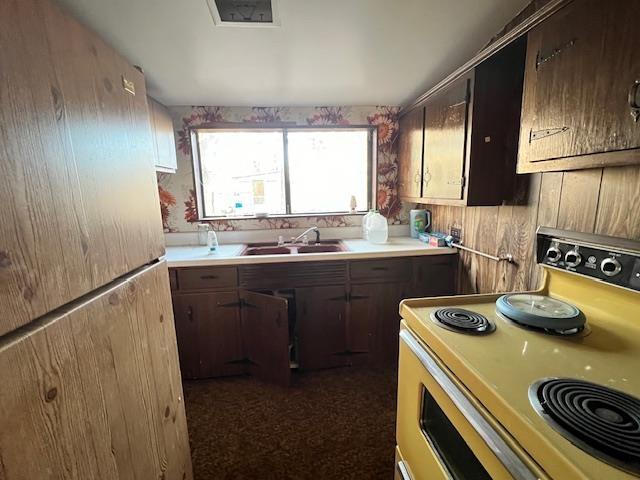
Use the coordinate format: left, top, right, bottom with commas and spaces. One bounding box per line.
394, 227, 640, 480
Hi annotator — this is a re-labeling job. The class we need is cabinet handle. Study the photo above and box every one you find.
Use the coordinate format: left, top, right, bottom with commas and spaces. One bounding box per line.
629, 80, 640, 122
371, 266, 389, 271
422, 168, 432, 189
187, 306, 193, 322
413, 171, 421, 186
200, 274, 218, 280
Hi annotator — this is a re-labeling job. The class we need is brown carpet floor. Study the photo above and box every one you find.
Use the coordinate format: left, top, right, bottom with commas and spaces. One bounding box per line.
182, 366, 398, 480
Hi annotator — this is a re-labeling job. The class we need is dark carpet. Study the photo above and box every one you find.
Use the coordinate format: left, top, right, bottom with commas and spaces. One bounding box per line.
182, 366, 398, 480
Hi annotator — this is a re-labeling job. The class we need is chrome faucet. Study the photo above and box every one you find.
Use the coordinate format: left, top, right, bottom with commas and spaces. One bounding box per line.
292, 226, 320, 245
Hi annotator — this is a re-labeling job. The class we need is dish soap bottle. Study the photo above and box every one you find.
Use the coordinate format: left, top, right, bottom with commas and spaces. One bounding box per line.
207, 230, 218, 254
367, 211, 388, 244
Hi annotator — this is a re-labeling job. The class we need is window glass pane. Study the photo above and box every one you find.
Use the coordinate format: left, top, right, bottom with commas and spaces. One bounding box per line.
287, 130, 369, 214
197, 130, 286, 217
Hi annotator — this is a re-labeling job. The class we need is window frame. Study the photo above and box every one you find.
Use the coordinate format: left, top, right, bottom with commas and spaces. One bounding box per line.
190, 123, 377, 220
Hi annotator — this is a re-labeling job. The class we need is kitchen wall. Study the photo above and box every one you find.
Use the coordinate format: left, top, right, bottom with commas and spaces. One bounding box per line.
157, 106, 410, 233
423, 165, 640, 294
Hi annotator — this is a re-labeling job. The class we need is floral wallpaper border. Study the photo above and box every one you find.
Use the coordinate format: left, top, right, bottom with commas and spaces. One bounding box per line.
157, 105, 410, 232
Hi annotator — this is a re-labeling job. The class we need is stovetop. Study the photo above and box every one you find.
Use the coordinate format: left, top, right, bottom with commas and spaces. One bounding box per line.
400, 268, 640, 480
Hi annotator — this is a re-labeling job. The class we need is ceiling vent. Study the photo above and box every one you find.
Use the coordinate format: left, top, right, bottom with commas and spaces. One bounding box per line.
206, 0, 280, 27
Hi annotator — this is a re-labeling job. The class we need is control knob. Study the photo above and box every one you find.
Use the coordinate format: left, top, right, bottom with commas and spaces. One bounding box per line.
546, 246, 562, 262
601, 257, 622, 277
564, 249, 582, 267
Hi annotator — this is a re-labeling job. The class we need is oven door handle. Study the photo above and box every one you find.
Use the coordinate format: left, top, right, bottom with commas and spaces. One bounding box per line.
396, 460, 413, 480
400, 329, 539, 480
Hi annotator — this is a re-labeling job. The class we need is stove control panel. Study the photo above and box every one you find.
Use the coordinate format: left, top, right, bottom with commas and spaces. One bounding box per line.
536, 227, 640, 291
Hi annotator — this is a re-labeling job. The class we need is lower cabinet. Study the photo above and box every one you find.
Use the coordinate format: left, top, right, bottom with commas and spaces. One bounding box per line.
172, 291, 244, 379
296, 286, 349, 370
170, 254, 457, 384
240, 290, 291, 386
172, 290, 291, 386
350, 282, 410, 365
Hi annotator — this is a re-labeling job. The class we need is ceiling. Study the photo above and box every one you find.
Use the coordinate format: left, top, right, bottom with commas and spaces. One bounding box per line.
56, 0, 530, 107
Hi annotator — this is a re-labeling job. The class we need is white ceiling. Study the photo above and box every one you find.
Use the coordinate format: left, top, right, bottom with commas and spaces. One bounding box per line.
56, 0, 530, 107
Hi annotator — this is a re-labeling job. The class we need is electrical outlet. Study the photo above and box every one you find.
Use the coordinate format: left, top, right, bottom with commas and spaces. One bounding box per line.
450, 226, 462, 243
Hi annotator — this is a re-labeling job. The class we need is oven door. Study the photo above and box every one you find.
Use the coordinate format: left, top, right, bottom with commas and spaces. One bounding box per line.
396, 324, 543, 480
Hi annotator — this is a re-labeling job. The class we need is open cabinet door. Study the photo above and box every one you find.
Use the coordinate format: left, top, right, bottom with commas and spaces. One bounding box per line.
240, 290, 291, 387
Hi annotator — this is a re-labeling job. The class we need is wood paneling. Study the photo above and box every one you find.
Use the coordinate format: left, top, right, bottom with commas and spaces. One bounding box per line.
0, 0, 164, 336
518, 0, 640, 172
0, 261, 192, 480
397, 107, 424, 199
425, 165, 640, 294
595, 165, 640, 240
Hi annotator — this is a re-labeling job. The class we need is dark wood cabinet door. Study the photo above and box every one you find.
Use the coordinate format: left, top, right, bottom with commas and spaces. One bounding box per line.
350, 283, 409, 365
423, 75, 472, 200
295, 286, 348, 370
240, 290, 290, 387
518, 0, 640, 172
398, 106, 425, 199
410, 256, 457, 298
172, 291, 244, 379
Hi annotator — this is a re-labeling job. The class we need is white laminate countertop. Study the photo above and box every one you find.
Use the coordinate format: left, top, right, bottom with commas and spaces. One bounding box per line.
164, 238, 456, 267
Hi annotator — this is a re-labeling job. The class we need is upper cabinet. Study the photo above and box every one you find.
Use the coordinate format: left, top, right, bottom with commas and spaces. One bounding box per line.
398, 106, 425, 200
398, 38, 526, 206
517, 0, 640, 173
422, 74, 471, 201
148, 96, 178, 172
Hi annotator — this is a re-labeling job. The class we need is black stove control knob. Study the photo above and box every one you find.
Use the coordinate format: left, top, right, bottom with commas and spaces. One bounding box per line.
601, 257, 622, 277
546, 246, 562, 262
564, 249, 582, 267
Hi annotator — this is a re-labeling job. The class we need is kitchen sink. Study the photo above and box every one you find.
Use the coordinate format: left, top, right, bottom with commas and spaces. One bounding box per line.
243, 246, 292, 255
240, 240, 348, 256
296, 245, 343, 253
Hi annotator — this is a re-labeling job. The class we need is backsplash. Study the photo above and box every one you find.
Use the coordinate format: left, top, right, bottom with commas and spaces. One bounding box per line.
157, 105, 410, 232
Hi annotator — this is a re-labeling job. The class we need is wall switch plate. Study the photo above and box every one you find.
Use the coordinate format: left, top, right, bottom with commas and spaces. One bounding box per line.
450, 227, 462, 243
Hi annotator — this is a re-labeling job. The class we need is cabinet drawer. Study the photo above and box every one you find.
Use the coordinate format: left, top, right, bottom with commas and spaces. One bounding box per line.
350, 258, 412, 283
169, 268, 178, 291
177, 267, 238, 290
239, 262, 347, 289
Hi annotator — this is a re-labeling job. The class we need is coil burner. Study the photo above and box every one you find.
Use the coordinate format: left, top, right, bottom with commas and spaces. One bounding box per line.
530, 378, 640, 475
430, 308, 495, 335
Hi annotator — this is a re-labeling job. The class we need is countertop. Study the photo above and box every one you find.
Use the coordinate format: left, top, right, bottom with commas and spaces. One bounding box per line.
164, 237, 456, 267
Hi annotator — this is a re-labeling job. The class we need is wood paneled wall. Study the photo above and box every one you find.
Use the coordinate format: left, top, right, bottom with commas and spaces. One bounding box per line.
423, 164, 640, 294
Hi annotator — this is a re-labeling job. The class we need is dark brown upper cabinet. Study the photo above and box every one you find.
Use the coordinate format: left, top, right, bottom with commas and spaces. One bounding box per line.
398, 37, 527, 206
517, 0, 640, 173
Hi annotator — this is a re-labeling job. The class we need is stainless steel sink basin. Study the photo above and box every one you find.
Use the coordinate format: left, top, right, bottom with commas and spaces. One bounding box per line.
240, 240, 348, 256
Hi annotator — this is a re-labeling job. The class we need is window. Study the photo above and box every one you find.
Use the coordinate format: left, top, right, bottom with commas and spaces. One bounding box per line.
191, 126, 375, 218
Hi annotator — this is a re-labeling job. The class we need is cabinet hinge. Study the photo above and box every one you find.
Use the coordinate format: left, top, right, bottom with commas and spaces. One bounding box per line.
530, 127, 570, 143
